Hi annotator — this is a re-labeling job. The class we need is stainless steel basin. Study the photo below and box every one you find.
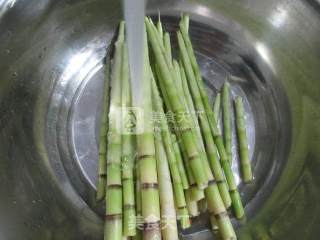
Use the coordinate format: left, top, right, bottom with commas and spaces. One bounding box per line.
0, 0, 319, 239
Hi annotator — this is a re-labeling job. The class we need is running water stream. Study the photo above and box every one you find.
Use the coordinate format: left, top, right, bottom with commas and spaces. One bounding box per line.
123, 0, 145, 108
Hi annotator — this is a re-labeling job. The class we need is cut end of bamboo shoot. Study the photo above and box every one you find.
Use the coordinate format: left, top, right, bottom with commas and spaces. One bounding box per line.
230, 191, 245, 220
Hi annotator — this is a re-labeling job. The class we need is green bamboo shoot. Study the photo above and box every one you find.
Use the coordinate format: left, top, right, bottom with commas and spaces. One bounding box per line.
137, 27, 161, 240
210, 215, 219, 233
152, 67, 190, 234
121, 43, 136, 237
213, 93, 221, 123
97, 49, 112, 201
171, 133, 189, 190
154, 131, 179, 240
178, 40, 236, 238
179, 16, 244, 218
156, 45, 204, 201
133, 155, 142, 240
154, 64, 204, 201
105, 21, 125, 240
198, 198, 207, 214
177, 30, 231, 208
146, 18, 208, 189
163, 33, 172, 65
178, 207, 191, 229
151, 70, 187, 211
156, 15, 163, 41
222, 82, 232, 163
185, 190, 199, 217
235, 97, 253, 183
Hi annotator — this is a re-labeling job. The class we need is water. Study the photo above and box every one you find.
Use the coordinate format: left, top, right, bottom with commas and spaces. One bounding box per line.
123, 0, 145, 107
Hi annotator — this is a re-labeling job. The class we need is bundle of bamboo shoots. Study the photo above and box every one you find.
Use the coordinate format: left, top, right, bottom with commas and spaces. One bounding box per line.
97, 14, 253, 240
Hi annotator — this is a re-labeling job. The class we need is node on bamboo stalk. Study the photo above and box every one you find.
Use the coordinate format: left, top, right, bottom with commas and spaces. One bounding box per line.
205, 181, 237, 240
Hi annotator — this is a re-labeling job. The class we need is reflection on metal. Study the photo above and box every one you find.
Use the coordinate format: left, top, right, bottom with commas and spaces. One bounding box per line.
255, 41, 275, 72
0, 0, 16, 9
0, 0, 16, 20
194, 5, 211, 17
269, 5, 288, 28
62, 51, 93, 82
